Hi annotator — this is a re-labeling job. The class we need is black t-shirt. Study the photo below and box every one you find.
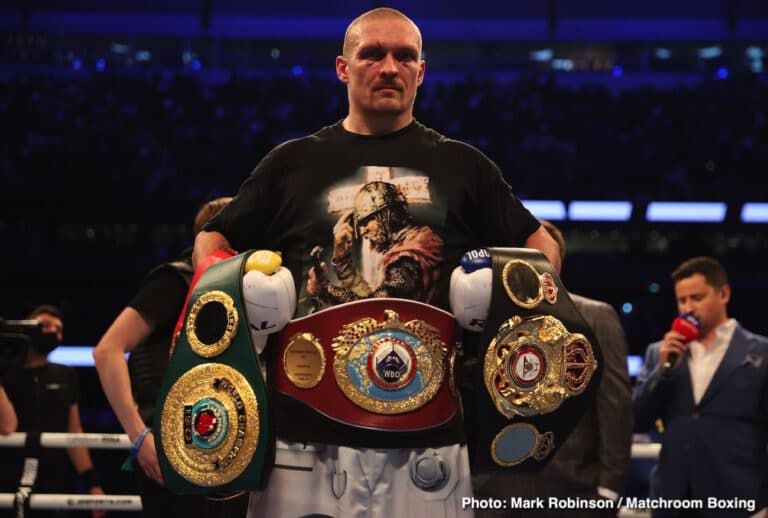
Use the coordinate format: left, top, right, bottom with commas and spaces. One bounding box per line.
127, 253, 192, 423
129, 260, 190, 330
0, 363, 79, 492
205, 120, 540, 447
2, 363, 79, 432
208, 119, 539, 316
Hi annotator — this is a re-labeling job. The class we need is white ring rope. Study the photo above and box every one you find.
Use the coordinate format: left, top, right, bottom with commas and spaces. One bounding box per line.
0, 432, 130, 449
0, 493, 142, 511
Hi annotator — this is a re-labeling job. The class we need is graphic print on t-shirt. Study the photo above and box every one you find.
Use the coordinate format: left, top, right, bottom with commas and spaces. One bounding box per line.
301, 165, 445, 315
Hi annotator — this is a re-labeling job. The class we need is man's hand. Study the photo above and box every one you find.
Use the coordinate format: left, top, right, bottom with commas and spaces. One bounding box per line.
658, 330, 690, 372
307, 261, 329, 297
88, 486, 106, 518
333, 209, 355, 260
137, 432, 165, 486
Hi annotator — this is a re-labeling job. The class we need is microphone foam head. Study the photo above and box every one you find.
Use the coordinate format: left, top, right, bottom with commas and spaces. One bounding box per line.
672, 312, 701, 341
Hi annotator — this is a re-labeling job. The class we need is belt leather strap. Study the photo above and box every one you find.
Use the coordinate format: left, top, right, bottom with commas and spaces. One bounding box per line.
472, 247, 603, 471
275, 298, 460, 432
155, 252, 271, 492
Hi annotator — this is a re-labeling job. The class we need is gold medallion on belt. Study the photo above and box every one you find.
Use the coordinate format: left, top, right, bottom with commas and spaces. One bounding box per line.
484, 315, 597, 419
186, 291, 239, 358
331, 309, 447, 414
160, 363, 259, 487
283, 332, 326, 389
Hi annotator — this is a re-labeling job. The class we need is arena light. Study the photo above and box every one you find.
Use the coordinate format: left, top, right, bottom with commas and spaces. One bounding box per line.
111, 43, 130, 55
521, 200, 566, 220
569, 201, 632, 221
646, 202, 726, 222
48, 346, 127, 367
741, 202, 768, 223
135, 50, 152, 62
746, 46, 763, 59
627, 355, 643, 377
697, 45, 722, 59
654, 48, 671, 60
49, 347, 95, 367
529, 49, 553, 62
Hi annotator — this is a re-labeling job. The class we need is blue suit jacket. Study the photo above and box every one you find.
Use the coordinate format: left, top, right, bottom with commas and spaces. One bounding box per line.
633, 324, 768, 515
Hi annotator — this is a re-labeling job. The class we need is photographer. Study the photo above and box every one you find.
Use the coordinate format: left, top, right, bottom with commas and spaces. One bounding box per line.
0, 305, 105, 518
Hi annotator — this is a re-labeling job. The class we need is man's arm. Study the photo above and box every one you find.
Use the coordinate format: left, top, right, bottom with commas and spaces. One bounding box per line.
632, 343, 670, 432
193, 230, 235, 269
93, 307, 165, 485
524, 224, 561, 273
589, 302, 633, 498
0, 383, 17, 435
93, 308, 154, 446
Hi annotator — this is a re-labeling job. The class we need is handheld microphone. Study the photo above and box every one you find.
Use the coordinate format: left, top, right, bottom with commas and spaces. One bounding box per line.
662, 312, 700, 377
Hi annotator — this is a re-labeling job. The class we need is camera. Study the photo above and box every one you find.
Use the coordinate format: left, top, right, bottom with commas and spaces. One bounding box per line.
0, 317, 53, 366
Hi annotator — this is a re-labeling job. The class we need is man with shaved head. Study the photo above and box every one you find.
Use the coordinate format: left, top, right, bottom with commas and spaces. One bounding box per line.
195, 7, 560, 517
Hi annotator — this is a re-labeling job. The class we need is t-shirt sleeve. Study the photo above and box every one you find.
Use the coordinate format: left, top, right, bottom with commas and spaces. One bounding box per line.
129, 268, 189, 328
203, 146, 283, 252
471, 149, 540, 245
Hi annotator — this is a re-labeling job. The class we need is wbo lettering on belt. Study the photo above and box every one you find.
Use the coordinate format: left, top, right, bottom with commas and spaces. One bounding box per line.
276, 298, 461, 432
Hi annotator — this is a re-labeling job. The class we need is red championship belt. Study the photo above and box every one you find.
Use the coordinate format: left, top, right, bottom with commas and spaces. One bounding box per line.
275, 298, 460, 431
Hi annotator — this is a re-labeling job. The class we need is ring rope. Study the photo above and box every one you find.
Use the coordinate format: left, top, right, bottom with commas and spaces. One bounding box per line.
0, 493, 142, 511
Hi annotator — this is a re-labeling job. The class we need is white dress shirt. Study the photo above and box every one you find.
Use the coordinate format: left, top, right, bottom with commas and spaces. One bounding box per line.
687, 318, 737, 405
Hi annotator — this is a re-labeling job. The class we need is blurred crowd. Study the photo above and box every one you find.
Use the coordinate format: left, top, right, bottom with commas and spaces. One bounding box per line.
1, 71, 766, 207
0, 71, 766, 347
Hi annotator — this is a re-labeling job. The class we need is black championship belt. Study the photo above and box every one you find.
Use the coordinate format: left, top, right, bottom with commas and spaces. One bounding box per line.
472, 248, 602, 471
154, 252, 271, 493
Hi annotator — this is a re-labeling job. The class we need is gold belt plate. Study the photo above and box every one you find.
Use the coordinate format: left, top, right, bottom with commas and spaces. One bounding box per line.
160, 363, 259, 487
484, 315, 597, 419
332, 309, 447, 414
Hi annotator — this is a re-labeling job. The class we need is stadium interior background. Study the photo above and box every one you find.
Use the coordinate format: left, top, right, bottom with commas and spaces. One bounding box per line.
1, 0, 766, 502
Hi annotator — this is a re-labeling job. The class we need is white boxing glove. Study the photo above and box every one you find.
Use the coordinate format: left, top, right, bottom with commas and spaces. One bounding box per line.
449, 248, 492, 332
243, 250, 296, 354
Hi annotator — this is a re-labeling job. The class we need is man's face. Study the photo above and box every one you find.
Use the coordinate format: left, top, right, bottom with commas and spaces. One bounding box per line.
36, 312, 63, 343
358, 215, 388, 252
674, 273, 730, 335
336, 16, 425, 121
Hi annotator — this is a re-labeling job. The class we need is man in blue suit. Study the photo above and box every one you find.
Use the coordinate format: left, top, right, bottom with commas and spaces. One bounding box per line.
633, 256, 768, 517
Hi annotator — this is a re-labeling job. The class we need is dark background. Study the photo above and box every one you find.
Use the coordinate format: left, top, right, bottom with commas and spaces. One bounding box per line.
1, 0, 766, 501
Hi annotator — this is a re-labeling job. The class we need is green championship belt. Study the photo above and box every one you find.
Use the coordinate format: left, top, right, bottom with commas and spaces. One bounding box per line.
154, 252, 271, 493
472, 248, 602, 471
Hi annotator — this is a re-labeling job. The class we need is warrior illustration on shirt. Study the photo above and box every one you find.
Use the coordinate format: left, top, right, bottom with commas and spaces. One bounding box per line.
307, 180, 444, 305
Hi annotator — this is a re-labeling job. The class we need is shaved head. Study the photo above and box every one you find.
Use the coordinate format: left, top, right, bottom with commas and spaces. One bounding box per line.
342, 8, 422, 58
